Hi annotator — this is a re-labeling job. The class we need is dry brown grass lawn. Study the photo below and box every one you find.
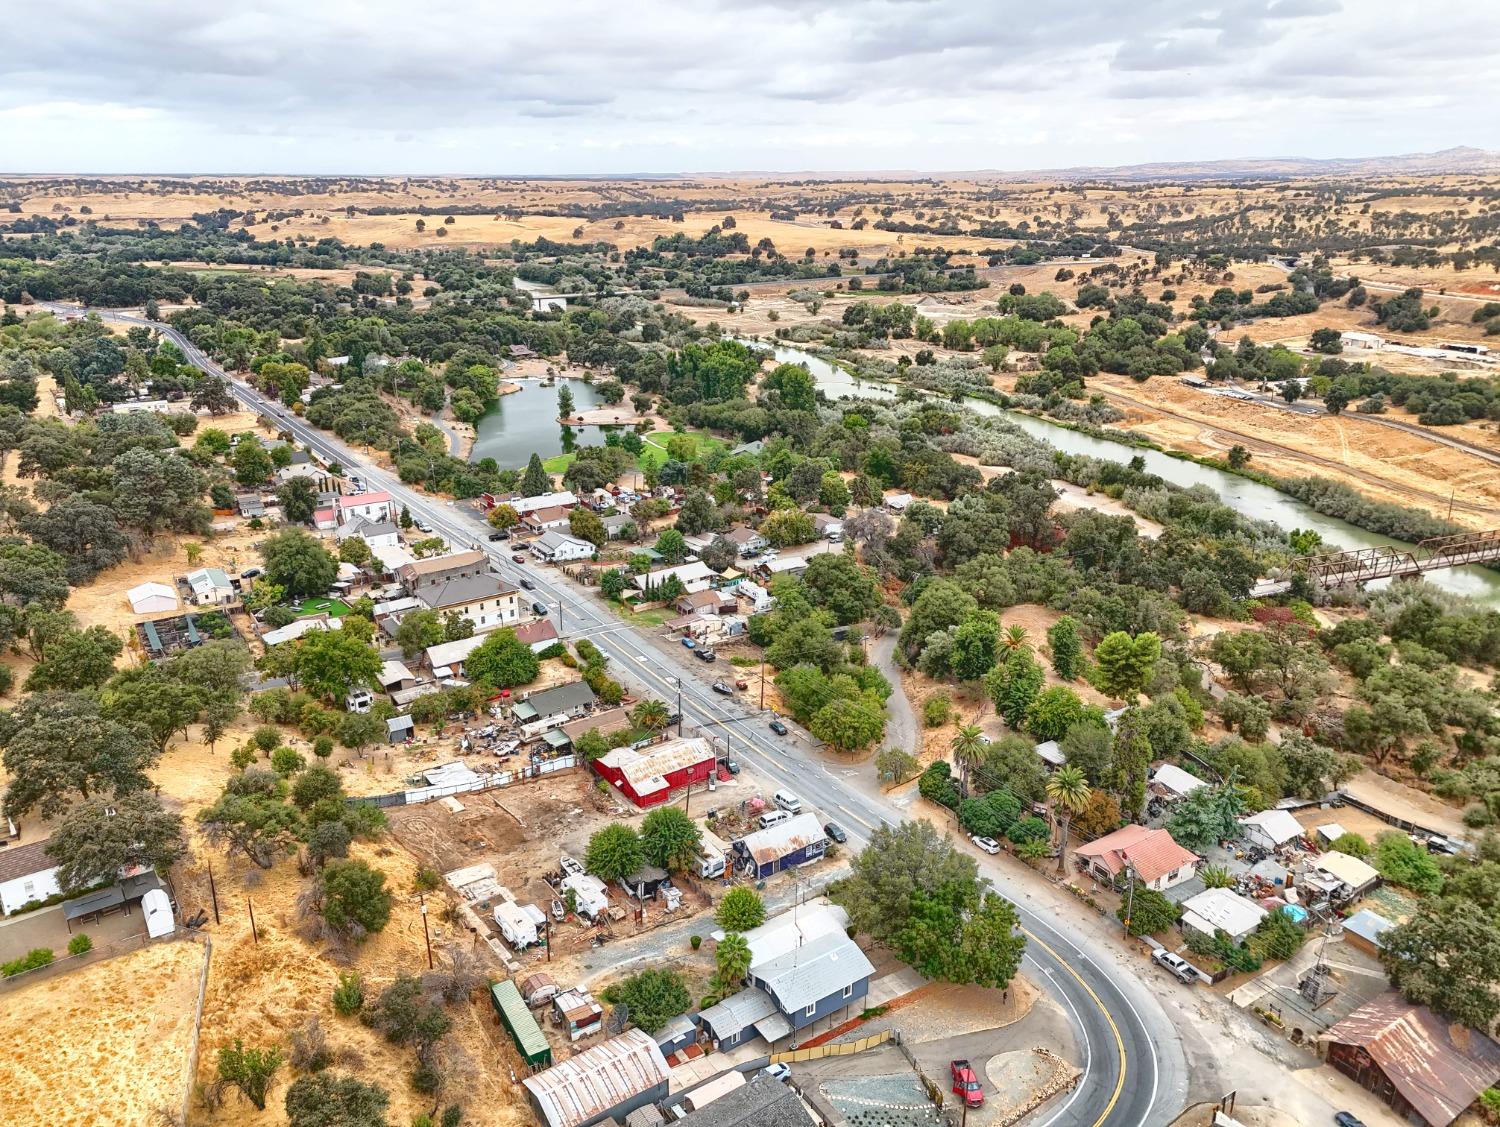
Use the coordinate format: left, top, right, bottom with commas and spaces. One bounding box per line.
0, 938, 208, 1126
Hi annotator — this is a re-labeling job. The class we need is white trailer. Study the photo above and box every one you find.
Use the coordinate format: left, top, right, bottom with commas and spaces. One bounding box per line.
494, 900, 541, 948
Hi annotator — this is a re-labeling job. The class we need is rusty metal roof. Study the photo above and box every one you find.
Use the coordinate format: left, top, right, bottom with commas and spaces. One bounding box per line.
523, 1029, 670, 1127
1321, 993, 1500, 1127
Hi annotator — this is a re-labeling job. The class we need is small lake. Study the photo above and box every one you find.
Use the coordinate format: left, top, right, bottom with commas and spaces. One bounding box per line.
743, 339, 1500, 606
469, 378, 610, 467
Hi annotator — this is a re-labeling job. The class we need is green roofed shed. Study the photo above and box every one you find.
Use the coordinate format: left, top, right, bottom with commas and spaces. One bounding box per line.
490, 980, 552, 1068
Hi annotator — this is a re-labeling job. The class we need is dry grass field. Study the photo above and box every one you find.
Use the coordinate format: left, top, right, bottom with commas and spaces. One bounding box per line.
0, 938, 208, 1127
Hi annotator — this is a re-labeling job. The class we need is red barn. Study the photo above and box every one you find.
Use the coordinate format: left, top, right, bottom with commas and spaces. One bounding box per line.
591, 738, 717, 808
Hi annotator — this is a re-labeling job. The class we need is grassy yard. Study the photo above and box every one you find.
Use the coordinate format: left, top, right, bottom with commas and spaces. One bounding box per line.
292, 597, 351, 618
542, 429, 728, 477
611, 603, 677, 628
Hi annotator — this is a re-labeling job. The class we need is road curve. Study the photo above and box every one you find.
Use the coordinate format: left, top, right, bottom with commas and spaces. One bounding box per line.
41, 302, 1191, 1125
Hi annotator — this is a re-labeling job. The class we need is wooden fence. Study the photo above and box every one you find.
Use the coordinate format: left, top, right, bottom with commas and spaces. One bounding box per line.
769, 1028, 892, 1064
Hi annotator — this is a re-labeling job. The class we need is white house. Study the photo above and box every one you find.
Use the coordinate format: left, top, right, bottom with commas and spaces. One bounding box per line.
335, 517, 401, 550
1180, 887, 1268, 945
127, 582, 178, 616
632, 561, 716, 596
1150, 764, 1207, 801
811, 513, 845, 541
185, 567, 235, 606
531, 531, 594, 563
503, 490, 578, 517
884, 492, 913, 512
0, 840, 62, 916
724, 525, 768, 557
1239, 809, 1305, 851
335, 490, 395, 526
1339, 331, 1384, 351
262, 616, 341, 647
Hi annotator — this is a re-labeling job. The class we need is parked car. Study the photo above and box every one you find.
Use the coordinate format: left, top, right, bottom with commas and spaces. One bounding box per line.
511, 553, 526, 563
712, 681, 734, 695
531, 601, 548, 616
681, 637, 696, 649
694, 648, 716, 662
1151, 949, 1197, 985
769, 718, 788, 736
824, 822, 847, 844
488, 530, 509, 541
734, 677, 749, 690
970, 835, 1001, 855
949, 1061, 983, 1108
721, 758, 740, 776
415, 520, 433, 532
762, 1063, 791, 1083
519, 578, 534, 590
240, 567, 263, 580
1333, 1114, 1366, 1127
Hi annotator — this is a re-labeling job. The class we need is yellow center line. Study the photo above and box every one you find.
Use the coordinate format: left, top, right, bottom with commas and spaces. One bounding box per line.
1022, 928, 1127, 1126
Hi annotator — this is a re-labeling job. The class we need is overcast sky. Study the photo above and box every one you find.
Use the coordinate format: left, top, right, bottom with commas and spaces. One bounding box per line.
4, 0, 1498, 175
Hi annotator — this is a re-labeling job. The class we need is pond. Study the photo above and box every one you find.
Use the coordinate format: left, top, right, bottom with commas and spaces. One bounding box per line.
469, 378, 610, 468
745, 338, 1500, 606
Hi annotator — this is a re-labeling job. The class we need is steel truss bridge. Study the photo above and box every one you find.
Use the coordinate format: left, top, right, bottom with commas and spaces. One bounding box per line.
1248, 528, 1500, 597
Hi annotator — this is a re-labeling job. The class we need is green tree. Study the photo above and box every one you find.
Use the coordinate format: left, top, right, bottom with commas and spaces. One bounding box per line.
1046, 616, 1083, 680
585, 823, 644, 882
984, 649, 1044, 729
1046, 765, 1091, 875
569, 506, 606, 548
810, 693, 886, 751
218, 1039, 284, 1111
232, 441, 274, 487
715, 887, 766, 931
276, 477, 318, 524
488, 503, 520, 531
284, 1073, 390, 1127
1, 692, 159, 819
262, 529, 338, 598
295, 629, 381, 703
464, 628, 539, 690
24, 625, 122, 691
951, 613, 999, 682
395, 609, 445, 659
640, 806, 701, 872
1025, 685, 1085, 744
45, 792, 186, 893
891, 882, 1026, 990
832, 820, 976, 941
630, 698, 670, 732
520, 453, 551, 497
713, 932, 752, 994
1165, 781, 1246, 854
1382, 900, 1500, 1030
600, 968, 689, 1034
316, 860, 393, 940
197, 776, 302, 869
1092, 631, 1161, 702
949, 723, 987, 793
1117, 884, 1178, 936
1373, 832, 1443, 894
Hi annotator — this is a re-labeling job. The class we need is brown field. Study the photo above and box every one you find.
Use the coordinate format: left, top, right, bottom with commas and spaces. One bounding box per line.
0, 938, 208, 1127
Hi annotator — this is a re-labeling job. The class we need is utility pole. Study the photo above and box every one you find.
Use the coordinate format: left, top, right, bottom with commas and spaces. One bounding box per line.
207, 862, 220, 925
419, 894, 434, 969
1122, 862, 1136, 936
247, 898, 258, 945
759, 661, 766, 711
675, 678, 683, 738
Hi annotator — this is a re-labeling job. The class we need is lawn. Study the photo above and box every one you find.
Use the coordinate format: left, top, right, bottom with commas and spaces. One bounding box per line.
612, 603, 677, 628
542, 429, 728, 476
292, 597, 351, 618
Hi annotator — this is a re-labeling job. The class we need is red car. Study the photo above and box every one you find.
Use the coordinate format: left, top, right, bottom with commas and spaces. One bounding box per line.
950, 1060, 983, 1108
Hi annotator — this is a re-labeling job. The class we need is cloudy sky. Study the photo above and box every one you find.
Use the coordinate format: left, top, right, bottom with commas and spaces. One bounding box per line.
4, 0, 1498, 174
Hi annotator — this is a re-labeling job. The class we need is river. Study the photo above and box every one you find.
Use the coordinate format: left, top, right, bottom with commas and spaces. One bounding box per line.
746, 339, 1500, 605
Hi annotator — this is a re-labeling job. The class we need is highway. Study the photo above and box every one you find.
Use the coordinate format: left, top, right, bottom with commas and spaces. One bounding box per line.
43, 302, 1190, 1125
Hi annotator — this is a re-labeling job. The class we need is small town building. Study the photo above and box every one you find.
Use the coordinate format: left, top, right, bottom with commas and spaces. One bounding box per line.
522, 1029, 670, 1127
416, 572, 521, 632
1150, 764, 1207, 801
335, 490, 395, 525
0, 839, 61, 916
592, 738, 717, 808
488, 490, 579, 517
695, 987, 783, 1051
674, 590, 734, 616
184, 567, 235, 606
601, 513, 637, 540
235, 493, 267, 519
653, 1014, 698, 1059
262, 616, 340, 647
377, 659, 418, 692
1239, 809, 1305, 852
618, 863, 670, 901
514, 618, 560, 652
756, 556, 809, 580
1033, 739, 1066, 769
398, 550, 489, 597
313, 506, 338, 530
724, 525, 768, 557
1074, 825, 1200, 892
513, 681, 597, 728
553, 988, 605, 1041
127, 582, 178, 616
490, 980, 553, 1069
1340, 331, 1385, 351
750, 929, 874, 1038
1179, 887, 1268, 945
1341, 909, 1395, 958
673, 1072, 816, 1127
632, 561, 716, 596
532, 531, 595, 563
335, 517, 401, 550
523, 505, 574, 533
1321, 994, 1500, 1127
386, 715, 415, 743
1307, 851, 1381, 900
519, 971, 559, 1007
732, 813, 828, 879
884, 492, 913, 511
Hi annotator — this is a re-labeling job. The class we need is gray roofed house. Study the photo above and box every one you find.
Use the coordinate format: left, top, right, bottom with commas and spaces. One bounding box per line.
673, 1073, 816, 1127
419, 572, 515, 612
751, 929, 875, 1025
695, 987, 781, 1049
512, 681, 597, 724
335, 516, 400, 545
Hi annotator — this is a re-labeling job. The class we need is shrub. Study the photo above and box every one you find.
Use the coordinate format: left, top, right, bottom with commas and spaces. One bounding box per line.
715, 887, 766, 931
923, 695, 952, 728
1, 948, 55, 976
332, 971, 365, 1017
414, 867, 442, 893
690, 935, 702, 951
271, 747, 306, 776
252, 725, 282, 751
918, 761, 961, 809
66, 933, 92, 957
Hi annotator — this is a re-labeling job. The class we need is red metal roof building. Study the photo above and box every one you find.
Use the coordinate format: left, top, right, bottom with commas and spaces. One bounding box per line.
1321, 994, 1500, 1127
591, 737, 716, 808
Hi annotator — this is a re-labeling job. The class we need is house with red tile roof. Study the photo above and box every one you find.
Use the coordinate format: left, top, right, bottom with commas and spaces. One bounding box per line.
1073, 824, 1200, 891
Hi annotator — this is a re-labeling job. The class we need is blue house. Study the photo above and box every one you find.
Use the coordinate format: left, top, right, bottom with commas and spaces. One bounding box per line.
750, 930, 874, 1035
733, 813, 828, 879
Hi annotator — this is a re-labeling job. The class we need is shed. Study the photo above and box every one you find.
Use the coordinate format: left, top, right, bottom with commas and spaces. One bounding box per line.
1034, 740, 1066, 769
618, 863, 670, 901
1321, 993, 1500, 1127
1150, 763, 1207, 800
1309, 851, 1380, 898
127, 582, 178, 616
1180, 887, 1268, 945
1341, 909, 1395, 958
592, 738, 716, 808
654, 1014, 698, 1057
519, 971, 559, 1007
490, 980, 552, 1068
553, 988, 604, 1041
1239, 808, 1304, 851
522, 1029, 670, 1127
386, 715, 415, 743
732, 813, 828, 878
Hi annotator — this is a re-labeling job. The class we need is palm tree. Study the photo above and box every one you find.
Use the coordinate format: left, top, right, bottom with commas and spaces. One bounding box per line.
1046, 765, 1091, 875
714, 932, 752, 994
1001, 625, 1031, 655
950, 723, 986, 795
631, 699, 670, 733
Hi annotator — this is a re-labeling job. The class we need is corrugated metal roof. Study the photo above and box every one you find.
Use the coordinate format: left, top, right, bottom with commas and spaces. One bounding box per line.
490, 980, 550, 1064
522, 1029, 670, 1127
597, 738, 714, 793
1322, 993, 1500, 1127
737, 813, 827, 867
697, 987, 778, 1039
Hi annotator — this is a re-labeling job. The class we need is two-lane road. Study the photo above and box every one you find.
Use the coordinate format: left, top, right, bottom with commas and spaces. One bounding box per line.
43, 302, 1192, 1125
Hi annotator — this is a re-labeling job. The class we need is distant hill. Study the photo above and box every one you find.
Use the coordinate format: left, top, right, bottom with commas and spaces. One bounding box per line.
977, 146, 1500, 182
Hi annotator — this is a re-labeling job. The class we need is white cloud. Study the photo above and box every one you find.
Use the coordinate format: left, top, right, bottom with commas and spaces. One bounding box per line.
0, 0, 1496, 172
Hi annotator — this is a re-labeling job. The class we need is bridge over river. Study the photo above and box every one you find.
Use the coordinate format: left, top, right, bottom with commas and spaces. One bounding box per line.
1250, 528, 1500, 597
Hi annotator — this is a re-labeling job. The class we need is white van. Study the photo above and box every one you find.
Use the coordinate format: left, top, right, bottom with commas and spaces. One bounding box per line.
772, 791, 802, 815
757, 810, 791, 831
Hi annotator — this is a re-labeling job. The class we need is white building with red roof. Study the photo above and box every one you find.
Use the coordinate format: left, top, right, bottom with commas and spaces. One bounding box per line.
1073, 824, 1200, 891
335, 491, 394, 525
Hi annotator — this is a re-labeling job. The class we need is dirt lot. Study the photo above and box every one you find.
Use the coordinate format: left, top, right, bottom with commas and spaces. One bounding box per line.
0, 937, 208, 1126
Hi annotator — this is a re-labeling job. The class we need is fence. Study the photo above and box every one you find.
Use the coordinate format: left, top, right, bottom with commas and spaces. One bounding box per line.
770, 1029, 892, 1064
349, 755, 580, 809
